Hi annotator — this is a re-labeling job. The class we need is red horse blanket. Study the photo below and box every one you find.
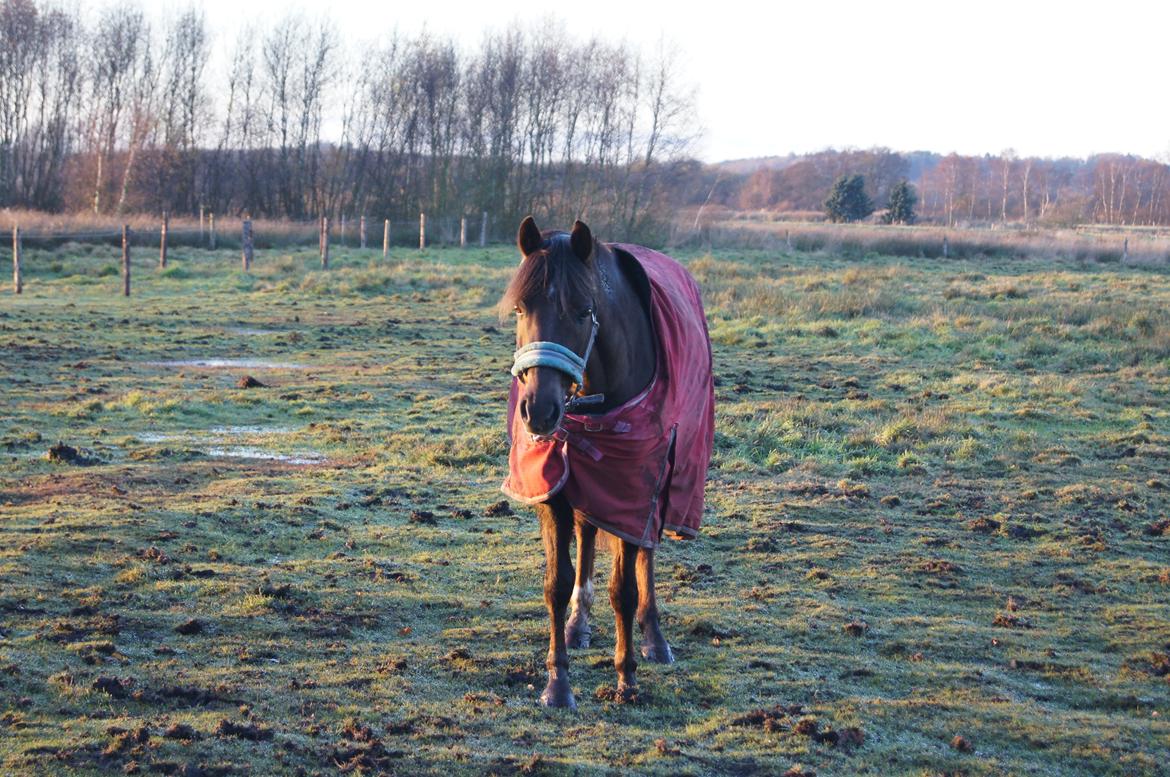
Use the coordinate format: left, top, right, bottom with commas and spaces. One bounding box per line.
502, 243, 715, 548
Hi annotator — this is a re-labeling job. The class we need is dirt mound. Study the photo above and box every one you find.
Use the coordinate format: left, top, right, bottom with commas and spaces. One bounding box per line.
47, 442, 92, 464
485, 500, 514, 516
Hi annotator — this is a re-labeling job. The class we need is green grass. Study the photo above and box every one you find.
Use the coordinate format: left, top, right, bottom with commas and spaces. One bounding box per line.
1, 243, 1168, 775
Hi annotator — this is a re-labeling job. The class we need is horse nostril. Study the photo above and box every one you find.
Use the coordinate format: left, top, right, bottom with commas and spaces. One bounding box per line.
539, 402, 562, 432
519, 396, 562, 435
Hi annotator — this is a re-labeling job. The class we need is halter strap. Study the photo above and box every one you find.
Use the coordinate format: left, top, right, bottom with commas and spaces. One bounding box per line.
512, 340, 587, 385
510, 309, 605, 413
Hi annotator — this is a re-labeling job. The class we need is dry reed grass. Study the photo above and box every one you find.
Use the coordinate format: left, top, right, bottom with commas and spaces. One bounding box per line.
675, 214, 1170, 265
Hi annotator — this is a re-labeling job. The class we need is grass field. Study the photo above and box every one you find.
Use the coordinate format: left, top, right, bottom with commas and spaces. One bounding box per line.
1, 241, 1168, 776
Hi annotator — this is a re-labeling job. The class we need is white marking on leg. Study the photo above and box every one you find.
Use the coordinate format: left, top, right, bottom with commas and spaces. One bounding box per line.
570, 580, 594, 613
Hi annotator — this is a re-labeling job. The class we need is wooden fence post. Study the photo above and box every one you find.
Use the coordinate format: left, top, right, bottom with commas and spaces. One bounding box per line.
209, 213, 216, 250
943, 235, 949, 259
341, 214, 347, 247
12, 226, 21, 295
159, 211, 168, 268
785, 229, 792, 251
242, 218, 253, 271
199, 205, 204, 242
383, 219, 390, 259
419, 212, 425, 250
480, 211, 487, 247
321, 216, 330, 269
1123, 237, 1129, 262
460, 217, 467, 248
122, 225, 131, 297
360, 215, 367, 249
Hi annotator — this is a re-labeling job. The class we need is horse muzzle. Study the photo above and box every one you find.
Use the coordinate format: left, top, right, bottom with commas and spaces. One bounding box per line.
518, 383, 567, 438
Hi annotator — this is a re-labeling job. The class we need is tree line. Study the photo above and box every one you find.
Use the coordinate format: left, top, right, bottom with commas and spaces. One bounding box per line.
0, 0, 696, 239
5, 0, 1168, 237
717, 148, 1170, 227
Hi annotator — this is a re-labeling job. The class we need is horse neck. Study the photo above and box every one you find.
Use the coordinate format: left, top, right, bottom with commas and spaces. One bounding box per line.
584, 246, 655, 409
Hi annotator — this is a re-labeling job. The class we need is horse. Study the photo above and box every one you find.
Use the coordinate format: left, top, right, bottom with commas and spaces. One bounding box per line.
499, 216, 715, 709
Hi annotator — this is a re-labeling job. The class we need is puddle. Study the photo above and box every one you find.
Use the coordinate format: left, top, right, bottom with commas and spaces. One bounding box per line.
145, 358, 308, 369
136, 432, 178, 443
224, 327, 283, 336
205, 446, 326, 465
137, 426, 290, 443
209, 425, 293, 436
130, 426, 325, 465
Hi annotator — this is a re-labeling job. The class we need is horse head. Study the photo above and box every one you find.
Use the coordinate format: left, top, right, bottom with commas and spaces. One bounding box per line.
502, 216, 603, 437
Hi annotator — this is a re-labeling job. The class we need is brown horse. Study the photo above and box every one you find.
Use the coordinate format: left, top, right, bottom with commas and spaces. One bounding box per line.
500, 216, 714, 709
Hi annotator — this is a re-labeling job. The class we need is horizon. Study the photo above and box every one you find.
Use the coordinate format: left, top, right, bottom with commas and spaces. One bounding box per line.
95, 0, 1169, 164
711, 147, 1165, 167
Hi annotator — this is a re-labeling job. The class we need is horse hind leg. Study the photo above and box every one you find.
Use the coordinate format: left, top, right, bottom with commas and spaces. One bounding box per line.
636, 546, 674, 664
565, 515, 597, 649
538, 496, 577, 710
609, 538, 640, 699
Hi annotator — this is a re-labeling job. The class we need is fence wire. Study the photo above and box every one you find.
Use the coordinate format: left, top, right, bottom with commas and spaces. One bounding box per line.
6, 214, 498, 248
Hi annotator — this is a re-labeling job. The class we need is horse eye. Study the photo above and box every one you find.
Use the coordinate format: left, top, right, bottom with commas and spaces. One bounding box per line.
578, 308, 592, 321
513, 306, 524, 317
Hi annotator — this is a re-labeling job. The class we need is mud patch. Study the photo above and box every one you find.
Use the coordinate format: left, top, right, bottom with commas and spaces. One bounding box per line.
47, 442, 97, 465
408, 510, 437, 525
485, 500, 514, 516
151, 684, 239, 707
843, 620, 869, 637
731, 704, 804, 731
93, 675, 133, 698
594, 685, 640, 704
328, 719, 406, 773
162, 723, 199, 741
214, 719, 272, 741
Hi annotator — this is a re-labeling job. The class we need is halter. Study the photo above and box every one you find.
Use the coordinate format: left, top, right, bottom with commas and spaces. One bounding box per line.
511, 308, 606, 415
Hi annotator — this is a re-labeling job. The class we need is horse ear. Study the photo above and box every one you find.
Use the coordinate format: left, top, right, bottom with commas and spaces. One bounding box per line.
570, 220, 593, 263
517, 216, 542, 261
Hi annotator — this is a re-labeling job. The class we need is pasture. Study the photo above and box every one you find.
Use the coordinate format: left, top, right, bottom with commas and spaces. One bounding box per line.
1, 241, 1168, 775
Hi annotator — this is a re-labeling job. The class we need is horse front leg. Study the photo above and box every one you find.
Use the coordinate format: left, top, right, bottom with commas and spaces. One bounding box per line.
636, 546, 674, 663
537, 495, 576, 709
609, 538, 639, 699
565, 515, 597, 649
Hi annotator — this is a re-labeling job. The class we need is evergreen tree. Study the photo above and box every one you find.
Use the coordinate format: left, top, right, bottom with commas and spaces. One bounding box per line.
824, 174, 874, 223
882, 179, 918, 224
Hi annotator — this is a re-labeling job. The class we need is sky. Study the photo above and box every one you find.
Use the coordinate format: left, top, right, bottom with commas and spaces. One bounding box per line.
130, 0, 1169, 163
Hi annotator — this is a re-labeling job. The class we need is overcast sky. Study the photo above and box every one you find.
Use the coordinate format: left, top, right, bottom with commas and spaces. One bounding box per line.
129, 0, 1169, 163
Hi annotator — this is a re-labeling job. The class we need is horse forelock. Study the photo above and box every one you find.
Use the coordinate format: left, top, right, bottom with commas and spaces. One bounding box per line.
499, 232, 598, 319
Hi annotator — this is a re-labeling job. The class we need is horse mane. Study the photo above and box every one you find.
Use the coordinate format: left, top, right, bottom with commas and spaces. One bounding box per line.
498, 232, 599, 320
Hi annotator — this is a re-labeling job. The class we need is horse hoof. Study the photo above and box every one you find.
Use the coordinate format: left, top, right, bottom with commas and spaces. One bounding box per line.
616, 681, 638, 703
641, 641, 675, 664
539, 680, 577, 711
565, 623, 591, 649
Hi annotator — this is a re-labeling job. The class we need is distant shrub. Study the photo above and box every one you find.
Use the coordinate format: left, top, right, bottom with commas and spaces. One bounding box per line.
824, 175, 874, 223
882, 180, 917, 225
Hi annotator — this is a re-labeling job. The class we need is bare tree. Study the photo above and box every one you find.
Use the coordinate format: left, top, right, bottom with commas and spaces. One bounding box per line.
0, 0, 81, 209
155, 7, 209, 212
115, 37, 160, 212
84, 3, 148, 213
